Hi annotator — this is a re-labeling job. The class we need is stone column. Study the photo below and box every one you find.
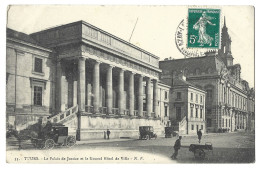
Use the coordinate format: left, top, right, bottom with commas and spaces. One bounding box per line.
118, 69, 125, 115
93, 61, 100, 114
138, 75, 143, 117
77, 57, 86, 113
146, 77, 152, 117
153, 79, 158, 118
129, 72, 135, 116
57, 61, 66, 112
106, 65, 113, 114
73, 80, 77, 106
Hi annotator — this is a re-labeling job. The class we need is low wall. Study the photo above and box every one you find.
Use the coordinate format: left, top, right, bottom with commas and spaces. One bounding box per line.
64, 115, 164, 140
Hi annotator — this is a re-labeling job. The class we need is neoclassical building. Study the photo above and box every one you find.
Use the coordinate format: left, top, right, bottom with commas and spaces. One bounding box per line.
160, 19, 254, 132
6, 21, 171, 140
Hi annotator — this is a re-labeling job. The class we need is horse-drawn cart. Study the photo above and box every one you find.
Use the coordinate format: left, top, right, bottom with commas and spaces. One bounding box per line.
189, 142, 213, 160
31, 126, 76, 149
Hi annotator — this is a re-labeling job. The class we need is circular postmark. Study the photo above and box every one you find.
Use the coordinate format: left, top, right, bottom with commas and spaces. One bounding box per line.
175, 19, 207, 58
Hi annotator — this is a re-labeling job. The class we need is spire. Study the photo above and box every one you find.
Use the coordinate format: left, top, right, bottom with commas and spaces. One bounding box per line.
224, 16, 226, 27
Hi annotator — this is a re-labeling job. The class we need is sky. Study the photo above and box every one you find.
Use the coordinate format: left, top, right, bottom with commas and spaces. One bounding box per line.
6, 5, 254, 87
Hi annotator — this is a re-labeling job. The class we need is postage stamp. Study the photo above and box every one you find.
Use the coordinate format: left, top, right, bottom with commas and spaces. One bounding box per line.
187, 8, 220, 48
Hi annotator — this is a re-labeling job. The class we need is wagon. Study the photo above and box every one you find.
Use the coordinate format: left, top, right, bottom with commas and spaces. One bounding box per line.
139, 126, 157, 140
189, 142, 213, 160
31, 126, 76, 149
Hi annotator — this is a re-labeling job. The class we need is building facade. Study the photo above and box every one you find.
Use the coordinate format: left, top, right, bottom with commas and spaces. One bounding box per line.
6, 21, 172, 140
6, 28, 55, 130
162, 73, 206, 135
159, 19, 254, 133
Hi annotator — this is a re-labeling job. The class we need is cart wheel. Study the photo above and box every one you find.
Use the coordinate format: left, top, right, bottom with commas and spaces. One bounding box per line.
194, 149, 205, 160
66, 136, 76, 148
45, 139, 55, 150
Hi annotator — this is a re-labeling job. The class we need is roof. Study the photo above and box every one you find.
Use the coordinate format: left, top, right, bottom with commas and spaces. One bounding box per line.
7, 28, 40, 46
159, 55, 225, 75
172, 78, 199, 88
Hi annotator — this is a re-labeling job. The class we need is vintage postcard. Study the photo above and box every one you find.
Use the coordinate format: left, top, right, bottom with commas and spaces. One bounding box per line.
5, 5, 255, 164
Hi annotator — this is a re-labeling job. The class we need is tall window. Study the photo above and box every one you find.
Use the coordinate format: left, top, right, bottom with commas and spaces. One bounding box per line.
196, 125, 199, 131
165, 91, 168, 100
176, 107, 181, 120
34, 86, 42, 106
164, 106, 168, 117
200, 108, 203, 119
196, 94, 198, 103
201, 125, 203, 130
191, 93, 193, 101
191, 107, 193, 117
200, 95, 203, 103
177, 92, 181, 100
34, 57, 43, 73
191, 125, 194, 130
195, 108, 198, 118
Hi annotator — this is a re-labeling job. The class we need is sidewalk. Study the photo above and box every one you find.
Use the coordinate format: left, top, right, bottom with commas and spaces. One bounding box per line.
76, 137, 136, 145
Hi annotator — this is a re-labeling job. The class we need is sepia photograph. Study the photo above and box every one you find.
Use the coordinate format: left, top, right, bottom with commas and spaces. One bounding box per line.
4, 4, 255, 164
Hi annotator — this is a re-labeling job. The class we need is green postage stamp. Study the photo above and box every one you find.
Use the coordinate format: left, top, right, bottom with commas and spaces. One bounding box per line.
187, 8, 220, 48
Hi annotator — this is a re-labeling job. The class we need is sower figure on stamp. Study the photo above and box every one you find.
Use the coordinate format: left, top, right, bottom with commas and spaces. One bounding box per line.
171, 136, 182, 159
107, 129, 111, 139
197, 129, 202, 143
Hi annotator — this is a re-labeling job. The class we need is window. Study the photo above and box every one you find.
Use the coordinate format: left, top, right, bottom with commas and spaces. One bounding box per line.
143, 86, 146, 95
195, 108, 198, 118
207, 119, 212, 127
200, 95, 203, 103
165, 91, 168, 100
34, 86, 42, 106
34, 57, 43, 73
206, 89, 212, 100
201, 125, 203, 130
200, 109, 203, 119
191, 125, 194, 130
176, 107, 181, 120
191, 93, 193, 101
196, 94, 198, 103
196, 125, 199, 131
222, 118, 224, 127
226, 119, 228, 127
177, 92, 181, 100
164, 106, 168, 117
191, 107, 193, 117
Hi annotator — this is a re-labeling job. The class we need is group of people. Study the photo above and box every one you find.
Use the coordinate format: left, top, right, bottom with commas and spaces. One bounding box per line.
171, 129, 202, 160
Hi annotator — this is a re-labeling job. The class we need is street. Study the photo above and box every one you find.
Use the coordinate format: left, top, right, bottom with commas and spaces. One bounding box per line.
6, 132, 255, 163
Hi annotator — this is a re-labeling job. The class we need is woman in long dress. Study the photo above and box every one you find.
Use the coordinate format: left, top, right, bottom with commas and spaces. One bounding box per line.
193, 11, 216, 46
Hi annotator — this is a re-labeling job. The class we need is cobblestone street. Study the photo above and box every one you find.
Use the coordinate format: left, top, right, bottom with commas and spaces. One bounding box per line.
7, 132, 255, 163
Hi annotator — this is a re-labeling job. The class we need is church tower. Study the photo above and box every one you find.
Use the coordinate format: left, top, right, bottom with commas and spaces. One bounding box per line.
218, 17, 234, 66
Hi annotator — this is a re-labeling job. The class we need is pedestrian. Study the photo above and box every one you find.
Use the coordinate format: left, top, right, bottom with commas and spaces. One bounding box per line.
107, 129, 111, 139
171, 136, 182, 159
197, 129, 202, 143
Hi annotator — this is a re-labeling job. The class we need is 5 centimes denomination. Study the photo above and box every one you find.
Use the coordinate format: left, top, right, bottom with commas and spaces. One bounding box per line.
187, 8, 220, 48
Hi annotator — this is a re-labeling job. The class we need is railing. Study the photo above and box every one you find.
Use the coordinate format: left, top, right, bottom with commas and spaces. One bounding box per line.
48, 105, 78, 123
179, 116, 187, 134
112, 108, 119, 115
134, 110, 138, 116
124, 109, 130, 116
85, 105, 94, 113
143, 111, 147, 117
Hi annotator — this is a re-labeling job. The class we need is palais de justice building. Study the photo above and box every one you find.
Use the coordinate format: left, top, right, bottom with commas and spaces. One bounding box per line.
6, 21, 171, 140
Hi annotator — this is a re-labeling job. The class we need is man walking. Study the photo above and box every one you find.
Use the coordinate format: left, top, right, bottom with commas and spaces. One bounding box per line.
197, 129, 202, 143
107, 129, 111, 139
171, 136, 182, 159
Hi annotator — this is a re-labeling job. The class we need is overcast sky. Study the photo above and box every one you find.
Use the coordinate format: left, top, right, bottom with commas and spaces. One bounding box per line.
6, 5, 254, 87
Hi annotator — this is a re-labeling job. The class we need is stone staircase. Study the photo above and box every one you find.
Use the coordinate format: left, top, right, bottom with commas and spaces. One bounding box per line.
47, 105, 78, 124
